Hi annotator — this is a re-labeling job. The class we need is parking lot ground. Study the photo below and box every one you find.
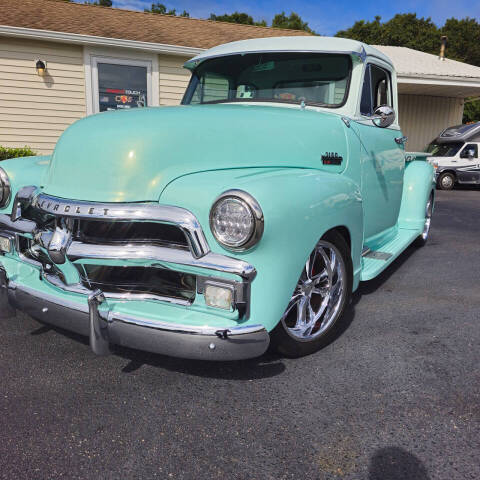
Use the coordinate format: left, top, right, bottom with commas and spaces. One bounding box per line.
0, 189, 479, 480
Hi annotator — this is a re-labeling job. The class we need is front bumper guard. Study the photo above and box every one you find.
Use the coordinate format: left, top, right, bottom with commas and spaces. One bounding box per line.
0, 267, 270, 361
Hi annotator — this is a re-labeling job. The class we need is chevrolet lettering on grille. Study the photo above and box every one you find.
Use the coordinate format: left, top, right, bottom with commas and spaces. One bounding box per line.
38, 200, 110, 216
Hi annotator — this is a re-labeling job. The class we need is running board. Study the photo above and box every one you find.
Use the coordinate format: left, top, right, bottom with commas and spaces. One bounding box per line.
362, 250, 393, 261
360, 229, 420, 281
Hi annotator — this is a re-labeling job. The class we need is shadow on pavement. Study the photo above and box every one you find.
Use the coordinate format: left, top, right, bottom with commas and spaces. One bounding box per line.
115, 347, 286, 380
454, 184, 480, 191
30, 325, 53, 336
368, 447, 430, 480
28, 320, 286, 379
356, 244, 417, 296
22, 238, 424, 377
329, 243, 418, 344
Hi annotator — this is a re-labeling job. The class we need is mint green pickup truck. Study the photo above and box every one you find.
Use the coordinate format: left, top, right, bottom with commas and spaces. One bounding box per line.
0, 37, 434, 360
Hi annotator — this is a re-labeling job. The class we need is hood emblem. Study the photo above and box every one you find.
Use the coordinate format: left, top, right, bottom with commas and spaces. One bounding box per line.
322, 152, 343, 165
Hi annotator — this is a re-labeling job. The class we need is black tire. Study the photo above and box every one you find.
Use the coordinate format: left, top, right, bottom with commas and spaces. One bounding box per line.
270, 230, 353, 358
414, 192, 434, 247
437, 172, 455, 190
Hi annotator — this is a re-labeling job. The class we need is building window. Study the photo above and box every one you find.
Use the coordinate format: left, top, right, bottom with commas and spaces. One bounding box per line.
91, 57, 152, 113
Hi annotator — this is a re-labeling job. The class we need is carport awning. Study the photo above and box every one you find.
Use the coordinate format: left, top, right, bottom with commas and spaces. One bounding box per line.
374, 45, 480, 99
398, 76, 480, 98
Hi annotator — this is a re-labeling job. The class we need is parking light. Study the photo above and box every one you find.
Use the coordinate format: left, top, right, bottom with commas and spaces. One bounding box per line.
0, 235, 12, 254
204, 283, 234, 310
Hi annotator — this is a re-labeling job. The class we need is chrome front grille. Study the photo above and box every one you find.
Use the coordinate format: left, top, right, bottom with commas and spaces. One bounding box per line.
75, 220, 189, 250
30, 193, 210, 258
77, 265, 196, 304
0, 188, 256, 316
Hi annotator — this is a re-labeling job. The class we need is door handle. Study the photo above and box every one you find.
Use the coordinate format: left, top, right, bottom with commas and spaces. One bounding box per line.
395, 136, 408, 145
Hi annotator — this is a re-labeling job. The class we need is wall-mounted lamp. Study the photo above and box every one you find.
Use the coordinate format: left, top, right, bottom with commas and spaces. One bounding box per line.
35, 59, 47, 76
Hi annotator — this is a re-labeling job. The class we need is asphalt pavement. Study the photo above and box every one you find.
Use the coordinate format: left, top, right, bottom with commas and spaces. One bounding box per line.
1, 188, 479, 480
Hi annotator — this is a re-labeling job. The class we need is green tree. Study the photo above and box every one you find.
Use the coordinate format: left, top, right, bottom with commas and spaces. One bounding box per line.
441, 17, 480, 67
336, 13, 480, 67
209, 12, 266, 27
335, 15, 383, 45
144, 3, 189, 16
442, 19, 480, 124
336, 14, 439, 53
272, 11, 315, 33
463, 100, 480, 123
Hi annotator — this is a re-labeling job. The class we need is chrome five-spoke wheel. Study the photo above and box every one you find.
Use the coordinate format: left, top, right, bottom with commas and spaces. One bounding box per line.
271, 232, 352, 357
415, 192, 434, 247
422, 195, 433, 241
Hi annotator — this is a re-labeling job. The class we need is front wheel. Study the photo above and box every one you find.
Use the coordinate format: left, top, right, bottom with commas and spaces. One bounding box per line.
270, 231, 352, 358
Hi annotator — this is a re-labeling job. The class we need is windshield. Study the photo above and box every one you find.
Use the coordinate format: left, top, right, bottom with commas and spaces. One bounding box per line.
182, 52, 352, 108
425, 142, 463, 157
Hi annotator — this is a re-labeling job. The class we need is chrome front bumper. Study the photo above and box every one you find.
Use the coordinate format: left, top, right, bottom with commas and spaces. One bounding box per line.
0, 189, 269, 361
0, 267, 269, 360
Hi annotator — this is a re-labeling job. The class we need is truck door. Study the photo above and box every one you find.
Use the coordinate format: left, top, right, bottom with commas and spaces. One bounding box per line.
355, 63, 405, 240
457, 144, 480, 183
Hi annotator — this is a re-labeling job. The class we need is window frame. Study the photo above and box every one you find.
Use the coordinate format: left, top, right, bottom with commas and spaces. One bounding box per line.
460, 143, 479, 159
90, 55, 153, 114
359, 62, 394, 118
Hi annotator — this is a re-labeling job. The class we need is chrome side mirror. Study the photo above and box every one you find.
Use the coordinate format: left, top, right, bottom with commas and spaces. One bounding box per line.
372, 105, 396, 128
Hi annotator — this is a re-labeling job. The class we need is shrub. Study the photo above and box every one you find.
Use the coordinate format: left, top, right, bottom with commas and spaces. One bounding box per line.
0, 146, 37, 161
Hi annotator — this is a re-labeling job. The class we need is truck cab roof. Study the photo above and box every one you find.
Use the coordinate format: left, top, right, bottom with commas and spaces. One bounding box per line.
184, 36, 394, 71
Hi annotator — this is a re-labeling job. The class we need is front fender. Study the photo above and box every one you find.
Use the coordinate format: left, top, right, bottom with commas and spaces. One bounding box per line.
160, 168, 363, 332
398, 160, 435, 231
0, 155, 51, 213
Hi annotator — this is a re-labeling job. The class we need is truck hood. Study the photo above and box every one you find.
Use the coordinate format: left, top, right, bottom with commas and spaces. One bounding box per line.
43, 104, 348, 202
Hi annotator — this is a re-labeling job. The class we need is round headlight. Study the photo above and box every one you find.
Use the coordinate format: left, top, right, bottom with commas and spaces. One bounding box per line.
0, 168, 11, 208
210, 190, 264, 251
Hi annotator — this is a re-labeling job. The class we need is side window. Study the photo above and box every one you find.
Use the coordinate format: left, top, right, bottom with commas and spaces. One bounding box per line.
460, 144, 478, 159
360, 64, 392, 116
189, 74, 230, 104
360, 66, 372, 116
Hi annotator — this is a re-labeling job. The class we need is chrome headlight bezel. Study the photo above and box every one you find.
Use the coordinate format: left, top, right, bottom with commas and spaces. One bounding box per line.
209, 189, 264, 252
0, 168, 11, 209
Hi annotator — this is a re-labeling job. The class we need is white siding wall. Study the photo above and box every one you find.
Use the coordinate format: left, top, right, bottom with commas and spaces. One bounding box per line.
158, 54, 191, 105
398, 94, 464, 151
0, 38, 86, 155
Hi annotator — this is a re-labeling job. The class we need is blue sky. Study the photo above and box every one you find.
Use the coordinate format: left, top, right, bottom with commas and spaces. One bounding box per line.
83, 0, 479, 35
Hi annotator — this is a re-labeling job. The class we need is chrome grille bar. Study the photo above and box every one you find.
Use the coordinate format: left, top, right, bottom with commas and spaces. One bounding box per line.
32, 193, 210, 258
67, 241, 256, 280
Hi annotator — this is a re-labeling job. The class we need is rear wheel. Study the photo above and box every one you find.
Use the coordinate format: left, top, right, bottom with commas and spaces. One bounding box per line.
414, 193, 434, 247
270, 231, 352, 358
437, 172, 455, 190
